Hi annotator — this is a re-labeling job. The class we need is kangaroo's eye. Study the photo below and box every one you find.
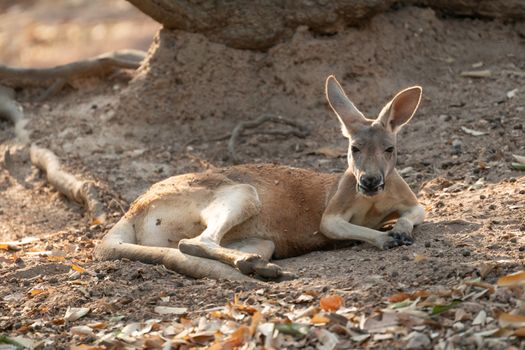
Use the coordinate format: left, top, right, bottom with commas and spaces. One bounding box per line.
385, 146, 395, 153
351, 146, 360, 153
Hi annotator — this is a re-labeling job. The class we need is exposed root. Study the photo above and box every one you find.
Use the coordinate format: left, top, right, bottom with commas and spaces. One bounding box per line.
227, 115, 309, 164
30, 145, 106, 225
0, 85, 29, 143
0, 50, 146, 84
0, 50, 146, 100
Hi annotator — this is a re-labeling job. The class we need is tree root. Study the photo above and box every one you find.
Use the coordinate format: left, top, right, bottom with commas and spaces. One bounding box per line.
0, 49, 146, 100
30, 145, 106, 225
227, 115, 309, 164
0, 86, 29, 143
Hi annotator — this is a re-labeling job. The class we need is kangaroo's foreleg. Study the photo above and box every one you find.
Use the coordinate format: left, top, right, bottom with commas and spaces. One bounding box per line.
320, 214, 398, 249
387, 204, 425, 245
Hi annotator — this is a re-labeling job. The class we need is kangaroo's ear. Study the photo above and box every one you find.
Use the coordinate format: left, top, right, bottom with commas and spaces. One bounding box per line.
375, 86, 422, 133
325, 75, 367, 137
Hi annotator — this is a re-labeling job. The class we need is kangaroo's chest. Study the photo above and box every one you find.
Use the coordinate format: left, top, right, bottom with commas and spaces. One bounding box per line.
348, 194, 399, 229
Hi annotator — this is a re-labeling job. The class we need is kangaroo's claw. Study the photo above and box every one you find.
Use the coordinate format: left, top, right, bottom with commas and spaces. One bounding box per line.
388, 231, 414, 246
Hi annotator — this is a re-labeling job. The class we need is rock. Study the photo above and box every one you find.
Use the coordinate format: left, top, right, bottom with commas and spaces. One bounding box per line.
406, 331, 431, 349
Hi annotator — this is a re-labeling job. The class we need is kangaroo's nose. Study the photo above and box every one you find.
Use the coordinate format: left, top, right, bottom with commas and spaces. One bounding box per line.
359, 175, 384, 194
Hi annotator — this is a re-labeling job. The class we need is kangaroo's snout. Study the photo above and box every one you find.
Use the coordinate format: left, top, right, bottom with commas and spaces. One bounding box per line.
358, 174, 384, 196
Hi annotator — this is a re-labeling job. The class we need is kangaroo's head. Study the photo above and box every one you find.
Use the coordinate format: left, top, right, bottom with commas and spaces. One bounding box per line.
325, 75, 422, 197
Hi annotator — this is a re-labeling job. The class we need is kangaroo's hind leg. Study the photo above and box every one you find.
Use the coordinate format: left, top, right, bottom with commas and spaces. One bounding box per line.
178, 184, 283, 279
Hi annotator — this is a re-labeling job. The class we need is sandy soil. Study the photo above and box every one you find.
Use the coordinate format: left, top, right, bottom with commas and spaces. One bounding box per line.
0, 1, 524, 349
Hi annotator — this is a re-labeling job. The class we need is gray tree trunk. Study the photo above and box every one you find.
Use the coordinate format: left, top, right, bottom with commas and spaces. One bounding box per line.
127, 0, 525, 50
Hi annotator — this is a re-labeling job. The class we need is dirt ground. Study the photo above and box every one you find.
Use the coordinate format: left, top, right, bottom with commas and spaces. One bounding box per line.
1, 0, 525, 349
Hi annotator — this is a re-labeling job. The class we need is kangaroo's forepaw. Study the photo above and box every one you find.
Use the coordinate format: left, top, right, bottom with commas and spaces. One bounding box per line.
388, 231, 414, 246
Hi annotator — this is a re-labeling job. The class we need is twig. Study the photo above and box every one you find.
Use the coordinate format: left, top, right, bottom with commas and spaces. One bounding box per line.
0, 50, 146, 84
227, 115, 309, 164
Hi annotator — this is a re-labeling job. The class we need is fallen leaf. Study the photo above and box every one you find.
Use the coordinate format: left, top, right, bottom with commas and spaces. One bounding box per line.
388, 293, 412, 303
507, 88, 518, 99
431, 300, 461, 315
47, 255, 66, 262
499, 313, 525, 328
275, 323, 309, 336
221, 325, 250, 350
414, 254, 428, 263
460, 70, 491, 78
0, 244, 9, 250
71, 325, 95, 336
30, 289, 47, 296
464, 280, 495, 293
405, 331, 430, 349
514, 327, 525, 337
154, 306, 187, 315
512, 163, 525, 170
64, 307, 90, 322
362, 312, 399, 333
70, 345, 106, 350
296, 294, 314, 303
320, 295, 344, 312
513, 155, 525, 164
0, 335, 24, 348
315, 328, 339, 350
472, 310, 487, 326
250, 311, 262, 336
461, 126, 487, 136
311, 314, 331, 325
71, 264, 87, 273
497, 271, 525, 287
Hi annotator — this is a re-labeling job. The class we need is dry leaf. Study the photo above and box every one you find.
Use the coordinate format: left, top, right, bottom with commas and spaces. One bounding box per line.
154, 306, 188, 315
514, 327, 525, 337
388, 293, 412, 303
250, 311, 262, 336
497, 271, 525, 287
320, 295, 344, 312
414, 254, 428, 263
71, 325, 95, 336
71, 264, 87, 274
460, 70, 491, 78
472, 310, 487, 326
362, 312, 399, 333
221, 325, 250, 350
512, 155, 525, 164
461, 126, 487, 136
30, 289, 47, 296
315, 328, 339, 350
311, 314, 331, 325
296, 294, 314, 303
464, 280, 495, 293
47, 255, 66, 262
498, 313, 525, 328
64, 307, 90, 322
0, 243, 9, 250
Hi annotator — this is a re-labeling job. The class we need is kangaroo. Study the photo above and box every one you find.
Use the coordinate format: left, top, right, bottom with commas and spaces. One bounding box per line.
94, 76, 425, 281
